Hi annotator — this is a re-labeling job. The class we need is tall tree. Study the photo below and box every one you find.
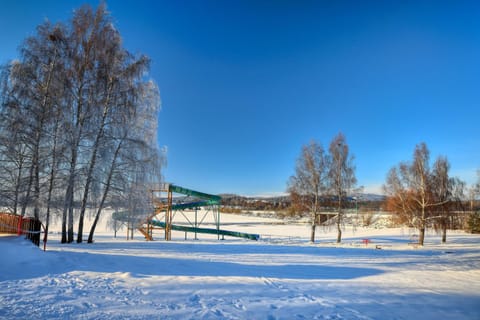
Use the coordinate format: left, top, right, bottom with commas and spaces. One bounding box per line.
0, 67, 29, 215
0, 24, 66, 219
384, 143, 462, 245
430, 157, 466, 243
75, 9, 154, 243
22, 24, 65, 220
288, 140, 328, 242
61, 4, 108, 243
327, 133, 356, 243
385, 143, 432, 245
409, 143, 433, 245
87, 80, 162, 243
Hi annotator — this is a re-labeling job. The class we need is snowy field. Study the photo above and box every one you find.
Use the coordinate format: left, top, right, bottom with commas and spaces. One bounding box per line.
1, 212, 480, 319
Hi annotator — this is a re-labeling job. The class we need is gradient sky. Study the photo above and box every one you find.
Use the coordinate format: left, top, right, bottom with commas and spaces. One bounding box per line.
1, 1, 479, 196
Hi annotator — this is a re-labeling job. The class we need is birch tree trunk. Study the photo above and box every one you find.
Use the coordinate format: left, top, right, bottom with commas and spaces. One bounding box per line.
88, 136, 124, 243
77, 97, 110, 243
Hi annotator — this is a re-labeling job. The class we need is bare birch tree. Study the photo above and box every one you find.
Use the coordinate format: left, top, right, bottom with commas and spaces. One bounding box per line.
0, 23, 66, 220
384, 143, 463, 245
87, 79, 162, 243
431, 157, 451, 242
288, 140, 328, 242
384, 143, 433, 245
0, 66, 28, 214
19, 24, 65, 220
59, 4, 110, 243
431, 157, 465, 243
327, 133, 356, 243
75, 8, 155, 242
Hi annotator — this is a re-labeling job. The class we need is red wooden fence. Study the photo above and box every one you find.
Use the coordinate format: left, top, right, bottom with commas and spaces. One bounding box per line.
0, 212, 42, 246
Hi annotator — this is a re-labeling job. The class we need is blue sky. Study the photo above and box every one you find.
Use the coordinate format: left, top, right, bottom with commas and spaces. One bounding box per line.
1, 1, 479, 196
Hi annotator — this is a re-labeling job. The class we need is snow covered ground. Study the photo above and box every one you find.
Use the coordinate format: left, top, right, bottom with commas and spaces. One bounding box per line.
1, 212, 480, 319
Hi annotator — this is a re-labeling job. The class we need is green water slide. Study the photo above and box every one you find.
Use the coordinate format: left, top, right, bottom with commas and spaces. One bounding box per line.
149, 220, 260, 241
113, 185, 220, 220
113, 184, 259, 241
157, 185, 259, 240
152, 184, 220, 211
168, 184, 221, 203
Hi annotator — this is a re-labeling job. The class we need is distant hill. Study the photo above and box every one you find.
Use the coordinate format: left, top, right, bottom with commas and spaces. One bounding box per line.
219, 193, 386, 212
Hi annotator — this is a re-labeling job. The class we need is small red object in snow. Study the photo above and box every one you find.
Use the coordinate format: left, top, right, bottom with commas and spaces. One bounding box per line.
362, 239, 371, 246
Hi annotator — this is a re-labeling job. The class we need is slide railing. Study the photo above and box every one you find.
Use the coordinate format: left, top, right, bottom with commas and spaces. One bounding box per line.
150, 220, 259, 241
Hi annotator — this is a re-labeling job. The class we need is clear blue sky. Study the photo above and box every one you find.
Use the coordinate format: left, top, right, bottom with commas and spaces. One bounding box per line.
1, 1, 479, 196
